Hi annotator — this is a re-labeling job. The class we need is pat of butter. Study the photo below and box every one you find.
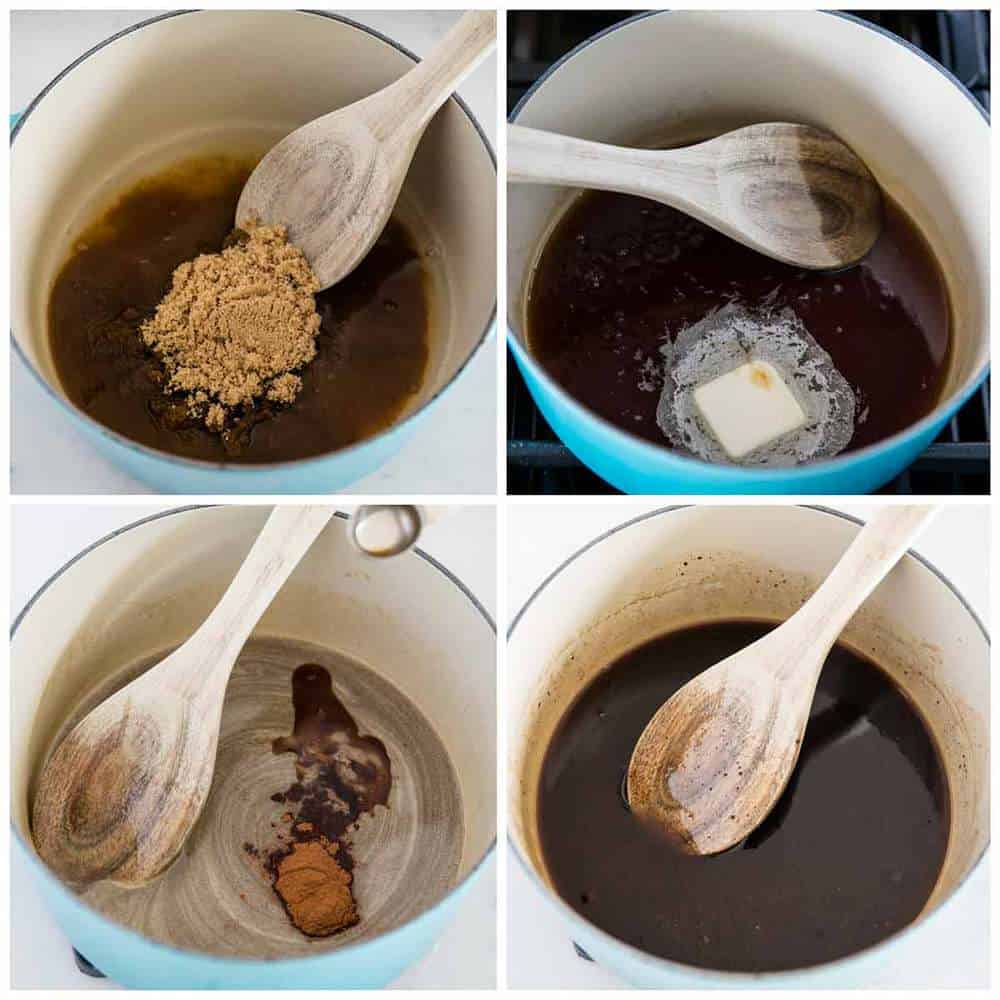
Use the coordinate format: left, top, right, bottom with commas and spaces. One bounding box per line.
693, 361, 806, 459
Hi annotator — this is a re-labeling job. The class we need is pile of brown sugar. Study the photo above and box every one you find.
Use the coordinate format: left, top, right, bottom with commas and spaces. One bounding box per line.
271, 833, 359, 937
140, 221, 321, 432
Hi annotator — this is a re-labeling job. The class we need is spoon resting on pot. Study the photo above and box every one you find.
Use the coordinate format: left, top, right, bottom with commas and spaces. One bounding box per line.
626, 505, 936, 855
31, 505, 334, 887
508, 122, 882, 269
237, 10, 496, 290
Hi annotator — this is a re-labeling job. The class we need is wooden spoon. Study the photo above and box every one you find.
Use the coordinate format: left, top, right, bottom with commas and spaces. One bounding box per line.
31, 505, 334, 887
508, 122, 882, 269
627, 505, 936, 855
237, 10, 496, 289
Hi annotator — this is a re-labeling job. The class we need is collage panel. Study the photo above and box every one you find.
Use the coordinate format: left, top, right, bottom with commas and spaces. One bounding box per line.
506, 10, 989, 495
11, 504, 496, 988
4, 4, 994, 996
11, 9, 497, 495
507, 503, 989, 987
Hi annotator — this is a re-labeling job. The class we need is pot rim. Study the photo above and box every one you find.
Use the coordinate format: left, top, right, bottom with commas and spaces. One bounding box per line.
507, 9, 990, 485
11, 505, 497, 970
507, 503, 990, 984
10, 9, 498, 476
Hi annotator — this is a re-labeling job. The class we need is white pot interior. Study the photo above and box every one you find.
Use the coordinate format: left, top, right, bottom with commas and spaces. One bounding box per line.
12, 507, 496, 942
507, 11, 989, 418
13, 10, 495, 428
509, 506, 988, 971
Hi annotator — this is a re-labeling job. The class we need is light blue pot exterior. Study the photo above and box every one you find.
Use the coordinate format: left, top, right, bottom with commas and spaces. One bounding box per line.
15, 822, 482, 989
509, 337, 982, 495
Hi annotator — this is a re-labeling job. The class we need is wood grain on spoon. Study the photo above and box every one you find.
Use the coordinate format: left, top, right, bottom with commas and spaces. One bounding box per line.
237, 10, 495, 290
31, 506, 334, 887
508, 122, 882, 269
627, 506, 936, 855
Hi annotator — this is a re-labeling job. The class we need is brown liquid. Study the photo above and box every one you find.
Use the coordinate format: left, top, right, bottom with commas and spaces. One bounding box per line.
49, 156, 430, 462
249, 663, 392, 938
537, 621, 949, 972
527, 189, 950, 454
270, 662, 392, 840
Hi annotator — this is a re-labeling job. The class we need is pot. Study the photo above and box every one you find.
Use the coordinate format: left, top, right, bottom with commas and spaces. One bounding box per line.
508, 505, 988, 986
12, 11, 496, 494
11, 507, 496, 988
507, 11, 989, 494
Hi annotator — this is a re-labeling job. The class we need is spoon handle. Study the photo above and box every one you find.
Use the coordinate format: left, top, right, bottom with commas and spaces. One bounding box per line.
509, 124, 658, 190
191, 505, 333, 673
508, 124, 717, 210
387, 10, 496, 135
789, 505, 938, 656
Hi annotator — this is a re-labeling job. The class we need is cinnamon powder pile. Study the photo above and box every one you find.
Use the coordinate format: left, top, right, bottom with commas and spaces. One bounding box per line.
141, 222, 321, 431
272, 835, 358, 937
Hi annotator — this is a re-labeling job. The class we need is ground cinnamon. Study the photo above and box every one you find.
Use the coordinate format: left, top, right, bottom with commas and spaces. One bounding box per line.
272, 837, 358, 937
140, 221, 321, 431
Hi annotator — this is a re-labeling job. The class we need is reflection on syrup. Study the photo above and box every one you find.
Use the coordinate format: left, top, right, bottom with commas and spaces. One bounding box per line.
528, 189, 950, 455
538, 621, 949, 972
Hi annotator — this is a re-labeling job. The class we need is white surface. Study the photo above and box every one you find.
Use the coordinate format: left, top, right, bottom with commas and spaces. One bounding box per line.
693, 360, 806, 459
11, 503, 497, 989
10, 10, 497, 495
506, 502, 990, 989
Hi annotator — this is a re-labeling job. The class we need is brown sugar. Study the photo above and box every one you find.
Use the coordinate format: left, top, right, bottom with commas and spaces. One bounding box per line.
272, 838, 359, 937
141, 221, 321, 430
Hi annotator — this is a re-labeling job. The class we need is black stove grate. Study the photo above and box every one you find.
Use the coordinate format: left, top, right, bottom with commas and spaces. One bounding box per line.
507, 10, 990, 495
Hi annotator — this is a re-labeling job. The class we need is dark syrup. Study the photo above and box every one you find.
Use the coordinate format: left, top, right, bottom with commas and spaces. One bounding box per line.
537, 621, 949, 971
49, 157, 430, 462
527, 190, 950, 455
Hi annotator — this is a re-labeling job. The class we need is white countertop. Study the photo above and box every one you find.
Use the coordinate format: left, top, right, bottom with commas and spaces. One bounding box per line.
11, 503, 497, 989
10, 10, 497, 495
507, 502, 990, 989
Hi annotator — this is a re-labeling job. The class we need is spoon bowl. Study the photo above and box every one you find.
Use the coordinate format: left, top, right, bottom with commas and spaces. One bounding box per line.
626, 624, 817, 855
710, 123, 883, 269
237, 10, 495, 289
627, 505, 936, 854
508, 121, 882, 269
236, 94, 415, 292
31, 506, 334, 886
30, 657, 222, 885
